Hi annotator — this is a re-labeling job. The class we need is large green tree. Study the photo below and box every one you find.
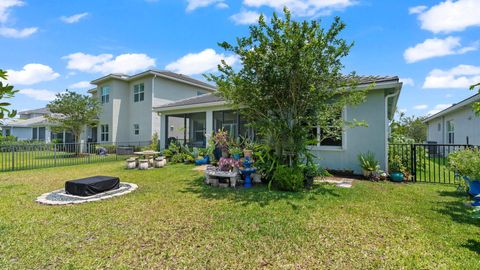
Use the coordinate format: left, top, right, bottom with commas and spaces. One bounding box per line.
390, 112, 427, 143
0, 69, 18, 119
46, 90, 101, 143
208, 9, 365, 166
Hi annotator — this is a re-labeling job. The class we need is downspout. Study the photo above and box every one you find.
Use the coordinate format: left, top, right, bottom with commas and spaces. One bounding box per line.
385, 88, 400, 173
152, 74, 157, 141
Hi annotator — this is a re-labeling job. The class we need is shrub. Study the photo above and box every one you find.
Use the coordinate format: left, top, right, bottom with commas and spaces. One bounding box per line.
171, 153, 184, 163
253, 144, 279, 183
448, 148, 480, 180
162, 149, 173, 158
358, 151, 380, 172
273, 165, 304, 192
389, 154, 406, 173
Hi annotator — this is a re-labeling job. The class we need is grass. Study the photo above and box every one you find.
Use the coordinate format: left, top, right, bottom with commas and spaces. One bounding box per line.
0, 161, 479, 269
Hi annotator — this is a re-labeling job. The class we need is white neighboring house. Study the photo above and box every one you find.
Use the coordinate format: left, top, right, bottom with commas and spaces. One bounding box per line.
154, 76, 403, 174
424, 93, 480, 145
0, 108, 75, 143
83, 70, 216, 144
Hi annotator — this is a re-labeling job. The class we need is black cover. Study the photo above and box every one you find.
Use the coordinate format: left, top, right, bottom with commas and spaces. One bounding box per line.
65, 176, 120, 196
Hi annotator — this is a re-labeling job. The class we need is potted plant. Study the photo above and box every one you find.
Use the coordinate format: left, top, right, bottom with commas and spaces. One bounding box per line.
302, 163, 320, 189
448, 148, 480, 205
388, 154, 406, 182
358, 151, 380, 179
242, 137, 255, 158
229, 147, 242, 160
214, 129, 229, 157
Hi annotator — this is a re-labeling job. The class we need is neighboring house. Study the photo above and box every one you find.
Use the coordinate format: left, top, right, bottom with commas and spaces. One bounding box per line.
0, 108, 75, 143
84, 70, 216, 144
423, 93, 480, 145
154, 76, 402, 174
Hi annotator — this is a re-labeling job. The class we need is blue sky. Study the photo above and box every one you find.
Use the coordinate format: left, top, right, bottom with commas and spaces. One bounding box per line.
1, 0, 479, 116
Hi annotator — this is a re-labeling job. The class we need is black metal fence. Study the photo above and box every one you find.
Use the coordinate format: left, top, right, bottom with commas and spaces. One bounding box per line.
0, 141, 152, 172
389, 143, 479, 184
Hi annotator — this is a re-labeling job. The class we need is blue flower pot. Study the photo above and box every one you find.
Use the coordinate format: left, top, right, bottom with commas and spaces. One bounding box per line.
463, 177, 480, 206
232, 153, 241, 160
390, 172, 404, 182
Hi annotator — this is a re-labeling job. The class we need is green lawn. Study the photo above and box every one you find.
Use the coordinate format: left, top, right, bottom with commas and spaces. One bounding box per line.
0, 162, 479, 269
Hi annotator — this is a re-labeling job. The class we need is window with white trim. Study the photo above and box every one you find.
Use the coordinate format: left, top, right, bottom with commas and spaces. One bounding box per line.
308, 112, 344, 148
101, 86, 110, 104
101, 124, 109, 142
133, 124, 140, 135
447, 120, 454, 144
133, 83, 144, 102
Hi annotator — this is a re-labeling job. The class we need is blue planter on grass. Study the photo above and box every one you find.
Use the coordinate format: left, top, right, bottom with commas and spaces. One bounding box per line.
464, 177, 480, 206
390, 172, 404, 182
194, 155, 210, 166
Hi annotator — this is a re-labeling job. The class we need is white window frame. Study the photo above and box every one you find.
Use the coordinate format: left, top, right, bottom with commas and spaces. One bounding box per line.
447, 120, 454, 144
308, 108, 347, 151
101, 124, 109, 142
101, 86, 110, 104
133, 124, 140, 135
133, 83, 144, 102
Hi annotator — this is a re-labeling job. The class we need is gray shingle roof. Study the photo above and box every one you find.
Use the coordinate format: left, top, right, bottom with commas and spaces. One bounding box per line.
152, 70, 216, 89
19, 107, 50, 115
155, 93, 223, 110
2, 116, 49, 127
154, 75, 399, 110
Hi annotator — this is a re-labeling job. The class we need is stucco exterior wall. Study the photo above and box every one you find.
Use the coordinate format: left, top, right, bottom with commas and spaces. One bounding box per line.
158, 90, 392, 174
93, 74, 210, 144
311, 90, 388, 173
426, 105, 480, 145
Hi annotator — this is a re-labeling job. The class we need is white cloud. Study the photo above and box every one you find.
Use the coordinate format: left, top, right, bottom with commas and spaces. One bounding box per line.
400, 78, 414, 86
404, 36, 477, 63
408, 5, 427, 14
423, 64, 480, 89
186, 0, 225, 12
60, 12, 88, 24
230, 10, 262, 25
243, 0, 355, 17
414, 0, 480, 33
0, 0, 37, 38
445, 94, 453, 98
5, 64, 60, 85
427, 104, 452, 115
216, 2, 229, 9
165, 48, 238, 75
0, 0, 23, 23
19, 89, 58, 101
69, 81, 92, 89
0, 26, 37, 38
63, 52, 156, 75
413, 104, 428, 110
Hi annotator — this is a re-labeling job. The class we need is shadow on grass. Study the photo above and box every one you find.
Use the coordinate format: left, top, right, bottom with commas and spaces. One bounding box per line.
435, 190, 478, 226
181, 176, 340, 208
462, 239, 480, 254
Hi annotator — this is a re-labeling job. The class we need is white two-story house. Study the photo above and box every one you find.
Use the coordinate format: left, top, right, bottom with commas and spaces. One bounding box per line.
86, 70, 216, 145
424, 93, 480, 145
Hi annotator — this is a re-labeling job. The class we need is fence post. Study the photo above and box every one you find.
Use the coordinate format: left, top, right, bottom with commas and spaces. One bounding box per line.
11, 145, 14, 171
54, 144, 57, 167
411, 144, 417, 182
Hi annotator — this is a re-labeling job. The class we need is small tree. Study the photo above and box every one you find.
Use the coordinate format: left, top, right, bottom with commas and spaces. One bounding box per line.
208, 8, 365, 166
390, 112, 427, 143
471, 82, 480, 115
0, 69, 18, 119
46, 90, 101, 143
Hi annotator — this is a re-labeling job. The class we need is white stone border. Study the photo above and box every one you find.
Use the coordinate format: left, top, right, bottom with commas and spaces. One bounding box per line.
36, 183, 138, 205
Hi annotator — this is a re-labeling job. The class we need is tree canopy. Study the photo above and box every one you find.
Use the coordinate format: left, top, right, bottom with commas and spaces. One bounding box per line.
208, 8, 365, 166
390, 112, 427, 143
0, 69, 18, 119
46, 91, 101, 143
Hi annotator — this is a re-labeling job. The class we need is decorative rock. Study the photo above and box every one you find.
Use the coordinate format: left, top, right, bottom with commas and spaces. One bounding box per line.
138, 159, 149, 170
252, 173, 262, 183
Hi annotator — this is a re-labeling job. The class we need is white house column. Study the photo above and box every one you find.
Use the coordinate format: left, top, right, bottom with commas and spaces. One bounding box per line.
205, 110, 213, 147
160, 113, 166, 149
